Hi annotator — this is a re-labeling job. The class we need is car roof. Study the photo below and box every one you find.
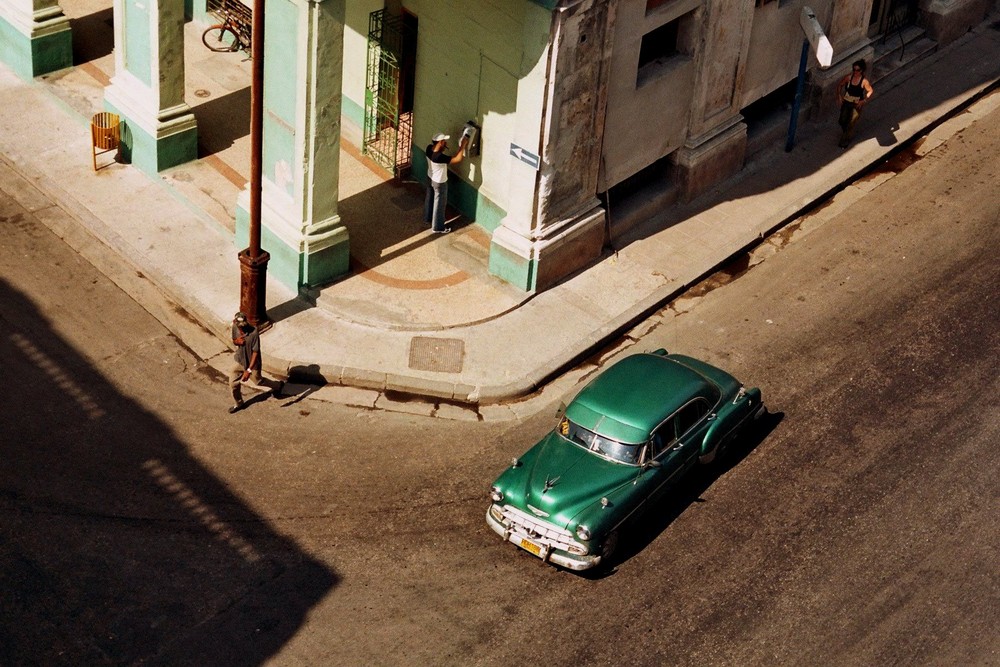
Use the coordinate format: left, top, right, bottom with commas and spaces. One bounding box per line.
565, 353, 711, 444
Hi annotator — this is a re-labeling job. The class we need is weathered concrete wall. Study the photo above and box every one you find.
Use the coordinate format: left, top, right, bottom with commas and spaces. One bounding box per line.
690, 0, 752, 134
741, 0, 834, 108
236, 0, 350, 291
601, 0, 698, 190
739, 0, 844, 108
920, 0, 992, 45
488, 0, 612, 292
535, 0, 614, 228
828, 0, 870, 54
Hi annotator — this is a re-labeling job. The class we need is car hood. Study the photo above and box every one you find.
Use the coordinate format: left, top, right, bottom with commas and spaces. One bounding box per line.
509, 433, 638, 528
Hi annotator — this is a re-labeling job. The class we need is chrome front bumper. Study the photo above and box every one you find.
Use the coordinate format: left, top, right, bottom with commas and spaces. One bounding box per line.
486, 505, 601, 571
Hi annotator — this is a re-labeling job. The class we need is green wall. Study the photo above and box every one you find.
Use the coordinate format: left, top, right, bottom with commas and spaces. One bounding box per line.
0, 16, 72, 79
263, 0, 299, 196
124, 0, 152, 86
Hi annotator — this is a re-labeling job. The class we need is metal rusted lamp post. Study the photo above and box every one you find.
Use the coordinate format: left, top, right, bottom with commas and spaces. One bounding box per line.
239, 0, 270, 329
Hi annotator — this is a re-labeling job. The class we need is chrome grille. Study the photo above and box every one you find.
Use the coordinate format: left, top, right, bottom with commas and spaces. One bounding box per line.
500, 505, 584, 553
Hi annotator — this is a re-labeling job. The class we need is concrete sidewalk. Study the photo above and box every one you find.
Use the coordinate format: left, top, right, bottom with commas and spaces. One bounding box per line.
1, 15, 998, 417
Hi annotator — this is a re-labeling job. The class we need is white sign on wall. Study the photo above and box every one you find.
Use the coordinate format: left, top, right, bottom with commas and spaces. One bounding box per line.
509, 143, 540, 170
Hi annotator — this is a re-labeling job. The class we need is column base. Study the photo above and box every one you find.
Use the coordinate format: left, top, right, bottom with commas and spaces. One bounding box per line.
489, 207, 606, 293
236, 189, 350, 292
919, 0, 991, 46
238, 249, 270, 326
105, 80, 198, 175
670, 119, 747, 202
0, 9, 72, 79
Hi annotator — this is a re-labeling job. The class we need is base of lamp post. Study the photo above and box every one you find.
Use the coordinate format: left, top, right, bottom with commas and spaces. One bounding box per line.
239, 248, 271, 331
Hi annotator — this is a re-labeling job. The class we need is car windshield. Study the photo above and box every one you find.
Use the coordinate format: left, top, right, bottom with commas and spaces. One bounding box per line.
559, 418, 643, 465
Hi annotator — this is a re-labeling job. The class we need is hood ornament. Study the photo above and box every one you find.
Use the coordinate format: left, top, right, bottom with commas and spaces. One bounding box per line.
542, 475, 561, 493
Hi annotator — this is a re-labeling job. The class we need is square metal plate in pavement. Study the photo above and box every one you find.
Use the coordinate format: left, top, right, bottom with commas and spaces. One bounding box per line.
409, 336, 464, 373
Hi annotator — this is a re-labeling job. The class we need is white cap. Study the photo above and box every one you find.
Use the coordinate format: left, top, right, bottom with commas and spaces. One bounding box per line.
432, 132, 450, 142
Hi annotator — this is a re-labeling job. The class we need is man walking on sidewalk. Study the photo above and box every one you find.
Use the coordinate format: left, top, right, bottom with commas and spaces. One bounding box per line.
228, 312, 282, 414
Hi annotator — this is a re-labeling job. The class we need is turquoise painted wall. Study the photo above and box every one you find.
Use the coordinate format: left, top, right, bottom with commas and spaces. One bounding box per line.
393, 1, 548, 231
0, 17, 72, 79
0, 18, 73, 80
263, 0, 299, 196
341, 93, 364, 135
124, 0, 152, 86
192, 0, 209, 24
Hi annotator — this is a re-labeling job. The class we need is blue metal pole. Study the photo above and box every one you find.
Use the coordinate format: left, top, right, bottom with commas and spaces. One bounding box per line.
786, 39, 809, 152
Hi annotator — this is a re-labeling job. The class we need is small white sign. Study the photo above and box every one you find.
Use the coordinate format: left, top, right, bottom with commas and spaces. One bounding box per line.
509, 143, 540, 170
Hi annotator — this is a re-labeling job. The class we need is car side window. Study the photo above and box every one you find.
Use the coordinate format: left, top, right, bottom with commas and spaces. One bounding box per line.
650, 423, 676, 458
674, 399, 709, 439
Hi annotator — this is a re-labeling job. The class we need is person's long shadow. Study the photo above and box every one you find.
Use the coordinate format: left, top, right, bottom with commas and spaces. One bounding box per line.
0, 277, 337, 666
580, 410, 785, 580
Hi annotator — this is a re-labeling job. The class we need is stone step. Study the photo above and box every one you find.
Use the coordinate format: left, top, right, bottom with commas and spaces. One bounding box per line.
608, 179, 680, 240
873, 24, 927, 62
871, 35, 939, 85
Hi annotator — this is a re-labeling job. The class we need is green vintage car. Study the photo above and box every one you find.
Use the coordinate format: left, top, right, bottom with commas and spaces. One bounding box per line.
486, 349, 764, 571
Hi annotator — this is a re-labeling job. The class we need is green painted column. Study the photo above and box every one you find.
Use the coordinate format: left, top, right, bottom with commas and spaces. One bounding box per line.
0, 0, 72, 79
235, 0, 348, 292
104, 0, 197, 175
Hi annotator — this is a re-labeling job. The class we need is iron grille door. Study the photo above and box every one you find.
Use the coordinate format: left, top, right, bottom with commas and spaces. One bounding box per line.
363, 10, 413, 176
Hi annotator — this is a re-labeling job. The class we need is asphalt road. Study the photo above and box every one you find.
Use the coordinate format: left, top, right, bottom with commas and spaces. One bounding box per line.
1, 105, 998, 665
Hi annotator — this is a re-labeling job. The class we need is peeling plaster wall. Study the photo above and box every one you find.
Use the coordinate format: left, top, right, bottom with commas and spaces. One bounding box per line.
601, 0, 698, 190
741, 0, 834, 108
537, 0, 614, 226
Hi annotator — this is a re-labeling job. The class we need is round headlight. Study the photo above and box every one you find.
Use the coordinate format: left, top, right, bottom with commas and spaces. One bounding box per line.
575, 525, 591, 541
489, 486, 504, 503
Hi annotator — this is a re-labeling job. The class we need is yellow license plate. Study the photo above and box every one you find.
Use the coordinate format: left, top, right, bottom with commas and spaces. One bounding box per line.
520, 538, 542, 556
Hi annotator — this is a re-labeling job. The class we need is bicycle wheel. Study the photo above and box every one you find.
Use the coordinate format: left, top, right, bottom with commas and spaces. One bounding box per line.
202, 24, 240, 52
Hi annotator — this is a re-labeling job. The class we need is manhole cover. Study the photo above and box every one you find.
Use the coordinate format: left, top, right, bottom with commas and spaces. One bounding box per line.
409, 336, 464, 373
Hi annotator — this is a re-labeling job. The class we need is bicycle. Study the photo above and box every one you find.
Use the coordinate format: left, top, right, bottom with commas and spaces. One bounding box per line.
201, 19, 250, 54
201, 0, 251, 54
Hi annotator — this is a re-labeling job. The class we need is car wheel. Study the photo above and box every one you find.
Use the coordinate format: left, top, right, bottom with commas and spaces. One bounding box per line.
601, 530, 619, 561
